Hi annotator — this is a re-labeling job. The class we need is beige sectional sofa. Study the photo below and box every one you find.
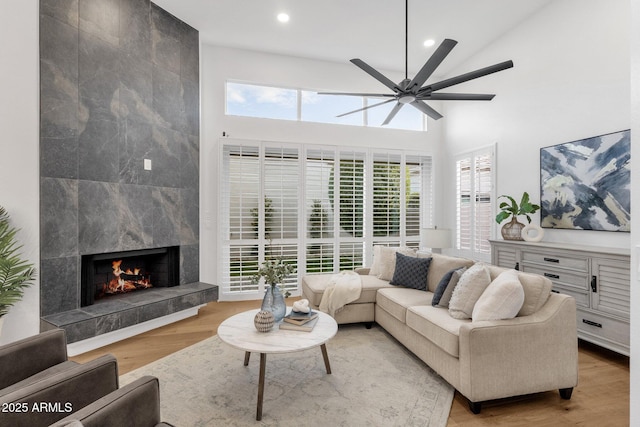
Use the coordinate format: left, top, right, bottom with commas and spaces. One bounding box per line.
302, 251, 578, 414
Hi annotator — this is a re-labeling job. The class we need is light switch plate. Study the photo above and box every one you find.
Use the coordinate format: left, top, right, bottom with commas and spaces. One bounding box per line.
144, 159, 152, 170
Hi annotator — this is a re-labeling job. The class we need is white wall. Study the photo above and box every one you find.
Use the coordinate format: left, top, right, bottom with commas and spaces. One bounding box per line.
0, 0, 40, 344
629, 0, 639, 423
442, 0, 630, 249
199, 45, 446, 291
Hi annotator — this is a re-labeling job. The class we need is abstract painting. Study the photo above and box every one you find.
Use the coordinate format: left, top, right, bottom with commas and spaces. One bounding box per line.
540, 129, 630, 232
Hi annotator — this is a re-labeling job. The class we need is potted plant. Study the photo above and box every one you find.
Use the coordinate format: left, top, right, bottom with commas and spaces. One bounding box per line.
495, 192, 540, 240
251, 258, 296, 322
0, 206, 36, 332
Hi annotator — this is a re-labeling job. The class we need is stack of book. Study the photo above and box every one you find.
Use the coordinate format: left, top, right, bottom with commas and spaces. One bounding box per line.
279, 309, 319, 332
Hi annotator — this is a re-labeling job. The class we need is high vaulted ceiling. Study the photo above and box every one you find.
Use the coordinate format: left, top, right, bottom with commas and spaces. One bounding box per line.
154, 0, 553, 76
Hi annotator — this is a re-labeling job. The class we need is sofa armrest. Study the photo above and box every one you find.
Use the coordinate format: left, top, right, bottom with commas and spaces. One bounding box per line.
49, 376, 170, 427
0, 329, 68, 390
457, 293, 578, 402
355, 267, 370, 275
0, 354, 119, 427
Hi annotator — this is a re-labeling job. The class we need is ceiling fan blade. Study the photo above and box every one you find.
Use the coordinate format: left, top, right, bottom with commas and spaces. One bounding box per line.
406, 39, 458, 93
409, 100, 443, 120
351, 58, 399, 92
419, 93, 495, 101
382, 102, 404, 125
420, 60, 514, 93
318, 91, 396, 98
336, 98, 397, 117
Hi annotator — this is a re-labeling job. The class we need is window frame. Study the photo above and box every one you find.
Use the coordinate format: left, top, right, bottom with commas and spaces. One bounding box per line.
453, 144, 496, 262
219, 139, 434, 300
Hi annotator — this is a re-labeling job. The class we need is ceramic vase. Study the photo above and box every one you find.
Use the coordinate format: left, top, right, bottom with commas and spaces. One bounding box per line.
501, 217, 525, 241
261, 284, 286, 322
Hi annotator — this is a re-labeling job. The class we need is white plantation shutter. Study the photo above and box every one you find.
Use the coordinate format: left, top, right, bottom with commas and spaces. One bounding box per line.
221, 144, 260, 293
306, 149, 335, 273
220, 141, 434, 299
455, 147, 495, 261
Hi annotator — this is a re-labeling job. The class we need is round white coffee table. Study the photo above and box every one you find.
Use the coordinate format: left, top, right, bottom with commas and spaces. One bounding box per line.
218, 308, 338, 421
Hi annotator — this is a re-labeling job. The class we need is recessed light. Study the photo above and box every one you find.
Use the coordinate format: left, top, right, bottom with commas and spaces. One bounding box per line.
423, 39, 435, 47
277, 13, 290, 23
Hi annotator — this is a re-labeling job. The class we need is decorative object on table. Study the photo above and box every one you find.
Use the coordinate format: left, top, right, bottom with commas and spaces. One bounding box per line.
279, 316, 319, 332
421, 227, 451, 254
540, 129, 630, 232
292, 299, 310, 314
252, 258, 296, 322
521, 223, 545, 242
254, 310, 275, 332
495, 192, 540, 241
0, 206, 37, 335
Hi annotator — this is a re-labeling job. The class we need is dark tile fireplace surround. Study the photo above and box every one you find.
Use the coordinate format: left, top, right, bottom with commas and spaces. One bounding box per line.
39, 0, 217, 343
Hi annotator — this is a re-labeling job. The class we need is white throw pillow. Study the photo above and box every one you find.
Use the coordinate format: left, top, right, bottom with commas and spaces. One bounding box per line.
369, 246, 416, 281
448, 263, 492, 319
472, 270, 525, 322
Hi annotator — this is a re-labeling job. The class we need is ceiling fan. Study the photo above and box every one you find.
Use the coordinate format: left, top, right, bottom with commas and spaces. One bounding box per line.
319, 0, 514, 125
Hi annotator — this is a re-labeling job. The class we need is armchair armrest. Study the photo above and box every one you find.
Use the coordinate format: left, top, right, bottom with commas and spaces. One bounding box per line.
0, 329, 68, 390
0, 354, 119, 427
457, 293, 578, 402
50, 376, 172, 427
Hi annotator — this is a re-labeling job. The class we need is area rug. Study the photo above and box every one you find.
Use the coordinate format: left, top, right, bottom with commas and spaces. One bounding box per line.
120, 324, 454, 426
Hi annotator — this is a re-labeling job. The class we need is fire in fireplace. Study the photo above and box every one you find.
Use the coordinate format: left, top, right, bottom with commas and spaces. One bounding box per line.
81, 247, 179, 306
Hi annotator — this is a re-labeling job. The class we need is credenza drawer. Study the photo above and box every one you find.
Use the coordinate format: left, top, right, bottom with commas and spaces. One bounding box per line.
522, 251, 588, 272
577, 310, 629, 348
551, 287, 590, 308
522, 265, 589, 290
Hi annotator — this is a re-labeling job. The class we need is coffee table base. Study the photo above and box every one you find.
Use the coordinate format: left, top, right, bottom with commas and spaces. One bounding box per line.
244, 344, 332, 421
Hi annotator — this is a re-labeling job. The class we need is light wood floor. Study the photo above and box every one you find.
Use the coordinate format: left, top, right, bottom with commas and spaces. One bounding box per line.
71, 300, 630, 426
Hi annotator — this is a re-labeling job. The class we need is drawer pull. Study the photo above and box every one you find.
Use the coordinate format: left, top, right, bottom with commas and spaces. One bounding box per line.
544, 257, 560, 263
582, 319, 602, 328
591, 275, 597, 293
544, 273, 560, 279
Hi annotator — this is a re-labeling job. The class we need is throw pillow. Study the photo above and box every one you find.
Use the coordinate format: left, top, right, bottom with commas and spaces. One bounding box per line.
436, 267, 466, 308
448, 263, 492, 319
472, 270, 525, 322
432, 267, 462, 306
371, 246, 417, 281
389, 253, 432, 291
369, 245, 384, 277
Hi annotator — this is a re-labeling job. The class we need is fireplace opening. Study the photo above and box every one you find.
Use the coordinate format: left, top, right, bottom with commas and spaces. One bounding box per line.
81, 247, 179, 306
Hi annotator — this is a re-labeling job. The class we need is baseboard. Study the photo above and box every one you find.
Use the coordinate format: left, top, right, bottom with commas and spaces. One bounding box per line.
66, 305, 204, 356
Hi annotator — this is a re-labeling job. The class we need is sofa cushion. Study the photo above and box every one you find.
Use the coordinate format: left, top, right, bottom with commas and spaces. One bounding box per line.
426, 253, 475, 292
376, 287, 433, 323
370, 246, 417, 281
486, 265, 553, 316
432, 266, 464, 306
472, 270, 525, 321
390, 253, 432, 291
449, 263, 492, 319
302, 273, 392, 307
406, 305, 469, 358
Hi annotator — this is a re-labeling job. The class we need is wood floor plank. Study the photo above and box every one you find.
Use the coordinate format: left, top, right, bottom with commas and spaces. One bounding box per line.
71, 300, 630, 426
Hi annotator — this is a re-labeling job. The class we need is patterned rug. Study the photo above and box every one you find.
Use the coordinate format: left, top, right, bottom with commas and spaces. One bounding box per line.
120, 324, 454, 426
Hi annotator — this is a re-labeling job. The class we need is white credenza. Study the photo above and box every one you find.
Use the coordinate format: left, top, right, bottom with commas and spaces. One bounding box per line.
490, 239, 630, 356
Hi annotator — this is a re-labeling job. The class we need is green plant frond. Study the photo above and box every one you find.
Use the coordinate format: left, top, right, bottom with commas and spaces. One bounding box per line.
0, 206, 36, 317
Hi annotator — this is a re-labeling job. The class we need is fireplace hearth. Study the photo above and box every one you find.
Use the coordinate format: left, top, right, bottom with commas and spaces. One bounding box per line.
81, 247, 179, 306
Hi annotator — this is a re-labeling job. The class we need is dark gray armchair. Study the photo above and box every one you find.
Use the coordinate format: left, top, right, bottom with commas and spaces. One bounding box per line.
0, 329, 119, 427
49, 376, 174, 427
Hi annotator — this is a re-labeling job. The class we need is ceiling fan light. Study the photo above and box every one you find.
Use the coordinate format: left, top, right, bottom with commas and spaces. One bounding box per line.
399, 95, 416, 104
423, 39, 436, 47
277, 13, 290, 23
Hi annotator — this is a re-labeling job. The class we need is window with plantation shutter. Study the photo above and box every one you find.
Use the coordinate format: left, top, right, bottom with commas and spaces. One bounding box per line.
220, 140, 434, 300
455, 147, 495, 261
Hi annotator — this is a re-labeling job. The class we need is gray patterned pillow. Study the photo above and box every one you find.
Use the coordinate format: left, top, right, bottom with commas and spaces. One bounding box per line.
389, 252, 432, 291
